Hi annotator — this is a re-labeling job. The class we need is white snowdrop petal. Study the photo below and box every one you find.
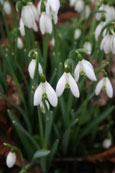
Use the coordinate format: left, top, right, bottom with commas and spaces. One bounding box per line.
40, 100, 50, 114
37, 0, 42, 15
30, 4, 38, 21
32, 22, 38, 32
45, 14, 53, 34
69, 73, 80, 98
3, 1, 12, 15
28, 60, 43, 79
17, 37, 23, 49
6, 152, 16, 168
69, 0, 76, 6
34, 84, 43, 106
105, 77, 113, 98
40, 13, 46, 35
74, 29, 81, 40
75, 0, 84, 13
102, 139, 112, 149
21, 6, 35, 28
19, 19, 25, 36
38, 63, 43, 74
111, 35, 115, 54
74, 63, 80, 82
95, 79, 104, 95
56, 73, 66, 97
28, 60, 36, 79
83, 42, 92, 53
49, 0, 60, 13
53, 12, 58, 24
83, 61, 97, 81
46, 82, 58, 107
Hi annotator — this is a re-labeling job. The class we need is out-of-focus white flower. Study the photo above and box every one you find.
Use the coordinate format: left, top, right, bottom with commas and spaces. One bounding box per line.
40, 100, 50, 113
74, 0, 84, 13
105, 6, 115, 22
84, 5, 91, 19
100, 34, 115, 54
69, 0, 76, 6
95, 77, 113, 98
34, 81, 58, 107
83, 41, 92, 53
56, 72, 80, 98
3, 1, 12, 15
40, 12, 52, 35
102, 139, 112, 149
95, 22, 106, 41
28, 59, 43, 79
46, 0, 60, 14
96, 4, 115, 22
74, 59, 97, 82
17, 37, 23, 49
96, 4, 107, 21
19, 19, 25, 36
21, 4, 38, 31
6, 152, 16, 168
74, 29, 81, 40
51, 37, 55, 47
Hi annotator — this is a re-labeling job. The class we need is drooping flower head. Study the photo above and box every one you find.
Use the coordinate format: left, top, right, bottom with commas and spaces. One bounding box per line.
34, 74, 58, 107
6, 152, 16, 168
74, 54, 97, 82
95, 75, 113, 98
56, 62, 80, 98
20, 2, 38, 32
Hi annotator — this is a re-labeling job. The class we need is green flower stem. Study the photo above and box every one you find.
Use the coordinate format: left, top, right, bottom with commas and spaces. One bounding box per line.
38, 107, 44, 146
4, 143, 25, 171
66, 92, 73, 127
42, 34, 49, 74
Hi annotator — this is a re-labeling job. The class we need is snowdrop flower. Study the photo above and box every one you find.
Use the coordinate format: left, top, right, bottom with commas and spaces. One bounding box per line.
51, 37, 55, 47
17, 37, 23, 49
21, 4, 38, 31
96, 4, 107, 21
3, 1, 12, 15
56, 72, 80, 98
84, 5, 91, 19
74, 0, 84, 13
95, 77, 113, 98
102, 139, 112, 149
69, 0, 75, 6
100, 33, 115, 54
105, 6, 115, 22
46, 0, 60, 14
96, 5, 115, 22
34, 80, 58, 107
74, 59, 97, 82
83, 41, 92, 53
40, 100, 50, 113
19, 19, 25, 36
95, 22, 106, 41
74, 29, 81, 40
6, 152, 16, 168
40, 12, 52, 35
28, 59, 43, 79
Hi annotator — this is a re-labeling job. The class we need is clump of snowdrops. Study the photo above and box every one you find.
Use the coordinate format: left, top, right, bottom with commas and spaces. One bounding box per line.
0, 0, 114, 172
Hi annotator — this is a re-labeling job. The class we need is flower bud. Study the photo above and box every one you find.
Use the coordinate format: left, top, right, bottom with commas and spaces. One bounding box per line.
3, 1, 12, 15
102, 139, 112, 149
6, 152, 16, 168
17, 37, 24, 49
74, 29, 81, 40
